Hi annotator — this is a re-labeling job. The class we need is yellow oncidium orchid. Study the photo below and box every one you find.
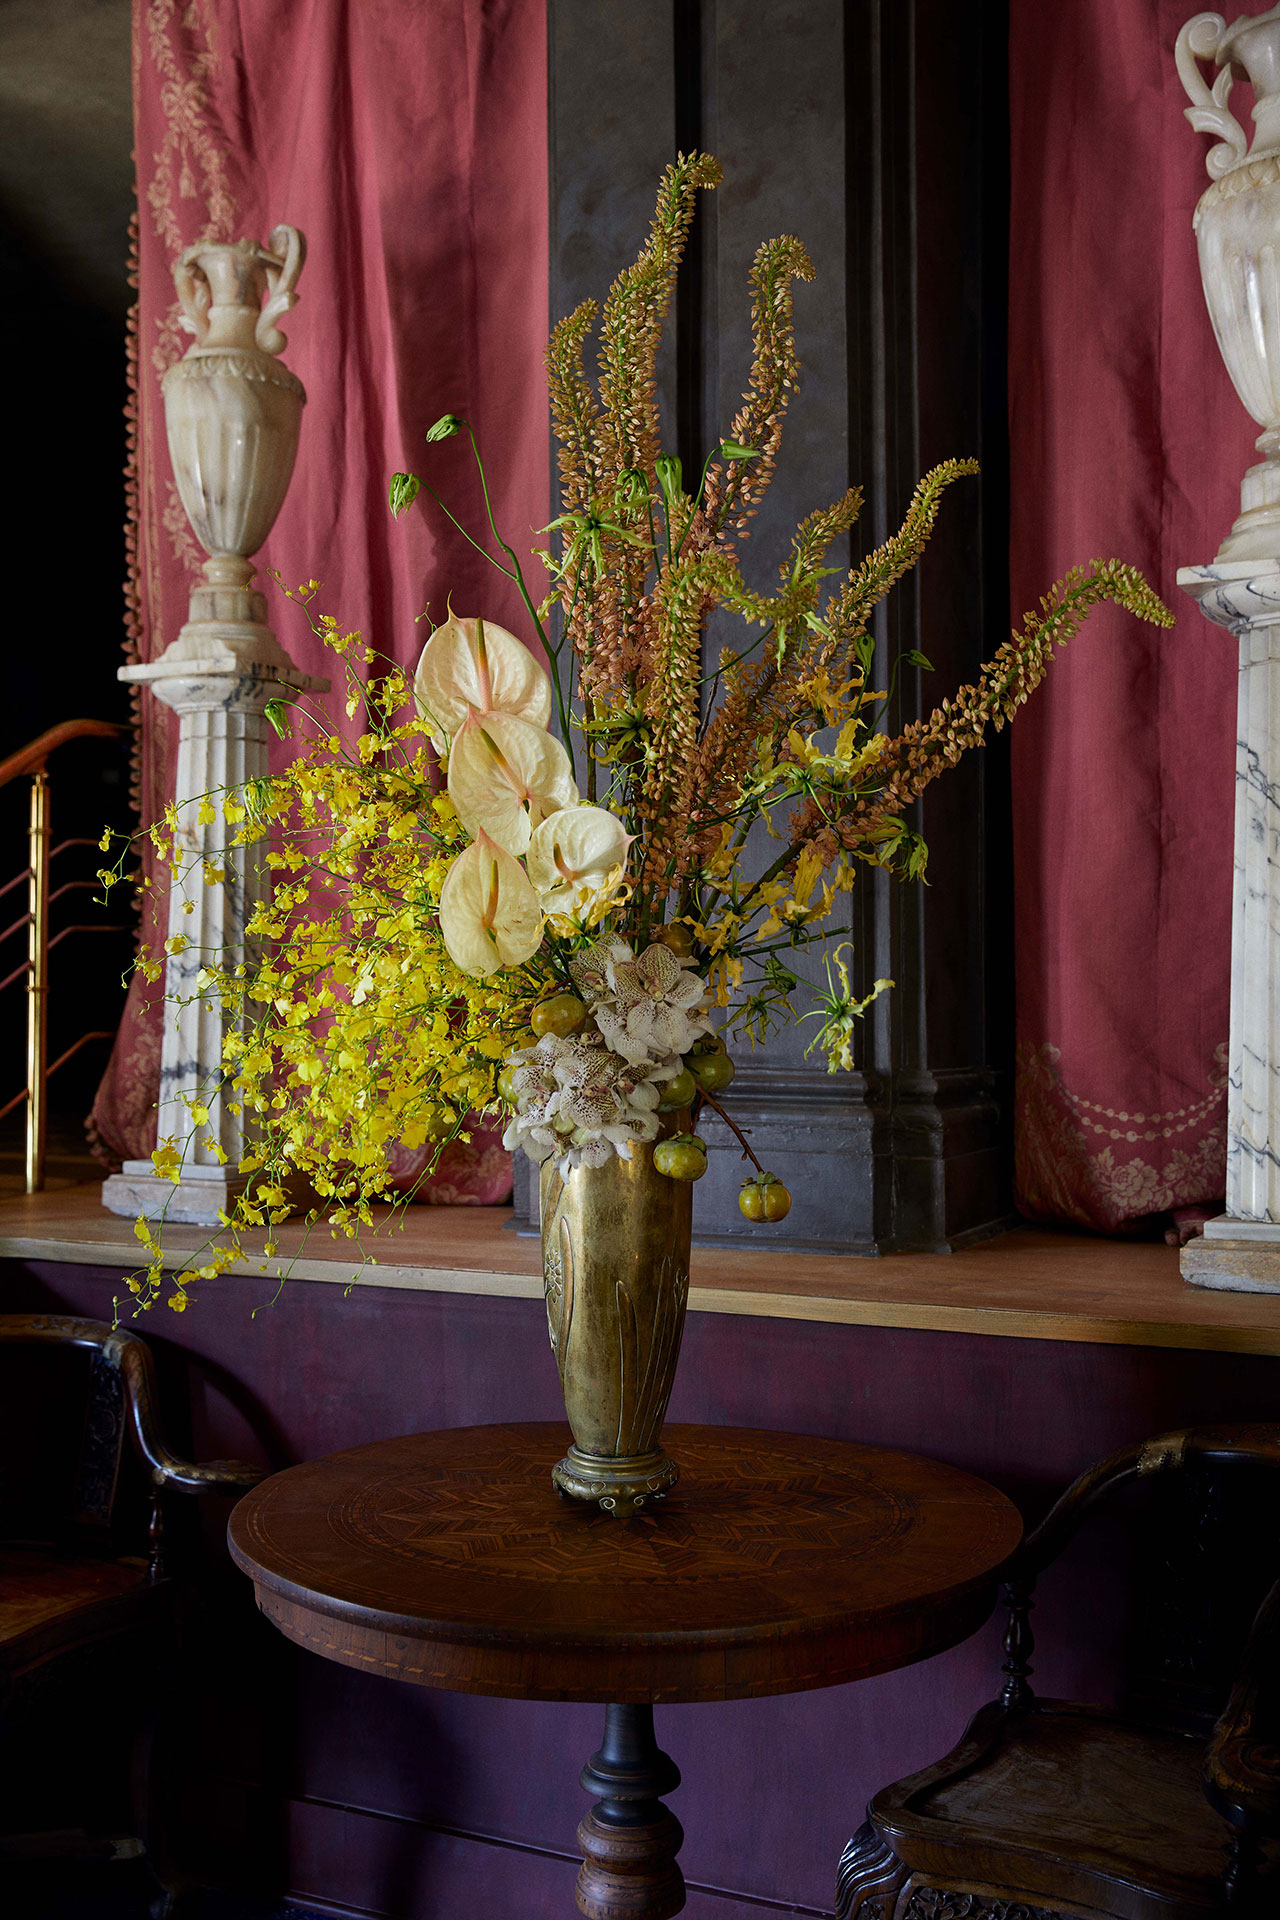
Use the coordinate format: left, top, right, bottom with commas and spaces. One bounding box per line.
447, 709, 578, 855
438, 828, 544, 975
525, 805, 632, 916
413, 613, 551, 749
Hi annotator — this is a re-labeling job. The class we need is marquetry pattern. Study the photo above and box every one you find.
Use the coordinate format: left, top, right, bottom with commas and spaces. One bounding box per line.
331, 1430, 916, 1586
229, 1424, 1022, 1706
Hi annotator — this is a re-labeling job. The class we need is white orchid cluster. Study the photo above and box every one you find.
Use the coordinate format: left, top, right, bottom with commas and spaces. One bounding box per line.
502, 937, 713, 1174
416, 614, 630, 974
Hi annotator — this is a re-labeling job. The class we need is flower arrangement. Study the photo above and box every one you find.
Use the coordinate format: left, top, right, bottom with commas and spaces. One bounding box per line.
106, 154, 1173, 1312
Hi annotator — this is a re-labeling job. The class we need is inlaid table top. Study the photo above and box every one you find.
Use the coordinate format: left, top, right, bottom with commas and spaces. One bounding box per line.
228, 1422, 1022, 1705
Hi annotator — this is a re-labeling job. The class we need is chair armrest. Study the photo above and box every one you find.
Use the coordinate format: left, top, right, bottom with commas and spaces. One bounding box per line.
103, 1330, 265, 1494
1205, 1575, 1280, 1837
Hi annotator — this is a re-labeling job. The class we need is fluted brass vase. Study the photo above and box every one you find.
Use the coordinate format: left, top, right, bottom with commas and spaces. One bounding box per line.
540, 1124, 692, 1518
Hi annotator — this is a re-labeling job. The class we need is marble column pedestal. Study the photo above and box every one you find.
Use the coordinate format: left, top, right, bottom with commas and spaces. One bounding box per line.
1178, 560, 1280, 1291
102, 599, 327, 1226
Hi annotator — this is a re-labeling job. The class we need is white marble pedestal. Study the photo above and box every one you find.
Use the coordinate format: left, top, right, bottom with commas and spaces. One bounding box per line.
102, 590, 327, 1226
1177, 560, 1280, 1290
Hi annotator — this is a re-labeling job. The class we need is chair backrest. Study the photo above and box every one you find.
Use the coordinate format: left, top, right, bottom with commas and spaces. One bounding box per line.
1000, 1425, 1280, 1726
995, 1426, 1280, 1904
0, 1315, 158, 1554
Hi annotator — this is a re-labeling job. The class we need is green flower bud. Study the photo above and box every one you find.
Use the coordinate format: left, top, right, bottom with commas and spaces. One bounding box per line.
389, 471, 421, 517
655, 453, 684, 500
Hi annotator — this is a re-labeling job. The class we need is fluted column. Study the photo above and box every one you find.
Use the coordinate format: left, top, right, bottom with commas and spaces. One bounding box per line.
1179, 564, 1280, 1290
102, 628, 326, 1225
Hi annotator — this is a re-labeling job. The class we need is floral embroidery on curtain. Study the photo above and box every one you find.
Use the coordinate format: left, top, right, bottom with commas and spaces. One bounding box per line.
1008, 0, 1247, 1232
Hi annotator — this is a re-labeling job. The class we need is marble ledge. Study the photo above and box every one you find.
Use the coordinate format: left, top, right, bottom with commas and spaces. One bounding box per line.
10, 1186, 1280, 1355
1178, 558, 1280, 630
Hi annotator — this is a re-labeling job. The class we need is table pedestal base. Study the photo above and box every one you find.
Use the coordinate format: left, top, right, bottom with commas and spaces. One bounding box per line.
576, 1704, 684, 1918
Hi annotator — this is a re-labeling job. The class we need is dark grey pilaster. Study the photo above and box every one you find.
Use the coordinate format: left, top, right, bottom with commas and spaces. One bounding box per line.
518, 0, 1013, 1253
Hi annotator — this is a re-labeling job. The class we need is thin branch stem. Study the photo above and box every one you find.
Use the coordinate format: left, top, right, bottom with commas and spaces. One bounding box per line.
696, 1084, 764, 1173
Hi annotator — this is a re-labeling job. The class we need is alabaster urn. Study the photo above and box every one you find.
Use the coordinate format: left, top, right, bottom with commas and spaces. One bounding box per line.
1178, 5, 1280, 559
162, 226, 307, 667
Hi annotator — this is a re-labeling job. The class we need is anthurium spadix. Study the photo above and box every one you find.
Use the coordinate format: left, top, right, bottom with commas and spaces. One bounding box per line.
447, 710, 578, 855
413, 614, 551, 750
438, 829, 544, 975
526, 806, 632, 916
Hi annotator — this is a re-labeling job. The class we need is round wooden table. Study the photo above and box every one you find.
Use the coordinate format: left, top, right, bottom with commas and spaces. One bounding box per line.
229, 1422, 1021, 1918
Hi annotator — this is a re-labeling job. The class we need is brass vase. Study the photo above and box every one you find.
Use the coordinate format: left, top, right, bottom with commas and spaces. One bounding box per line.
540, 1122, 692, 1518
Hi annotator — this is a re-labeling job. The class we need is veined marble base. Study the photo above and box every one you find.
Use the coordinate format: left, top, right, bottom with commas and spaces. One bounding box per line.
1203, 1212, 1280, 1243
1177, 557, 1280, 629
1181, 1213, 1280, 1293
102, 1160, 250, 1227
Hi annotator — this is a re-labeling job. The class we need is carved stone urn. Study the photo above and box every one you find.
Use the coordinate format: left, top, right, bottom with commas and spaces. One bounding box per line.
102, 224, 327, 1228
540, 1121, 692, 1519
1178, 6, 1280, 560
162, 225, 307, 669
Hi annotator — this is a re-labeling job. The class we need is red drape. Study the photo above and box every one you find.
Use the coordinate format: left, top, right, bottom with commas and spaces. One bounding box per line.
94, 0, 549, 1203
1009, 0, 1252, 1232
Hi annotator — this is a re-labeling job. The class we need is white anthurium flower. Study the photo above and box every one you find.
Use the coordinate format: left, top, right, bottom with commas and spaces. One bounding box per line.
525, 806, 633, 916
413, 613, 552, 749
447, 710, 578, 856
438, 829, 544, 975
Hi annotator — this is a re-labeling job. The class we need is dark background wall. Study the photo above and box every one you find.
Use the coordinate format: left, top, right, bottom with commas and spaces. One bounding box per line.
0, 0, 134, 1154
515, 0, 1015, 1255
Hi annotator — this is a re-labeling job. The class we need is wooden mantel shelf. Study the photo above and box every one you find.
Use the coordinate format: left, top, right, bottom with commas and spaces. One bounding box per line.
3, 1186, 1280, 1357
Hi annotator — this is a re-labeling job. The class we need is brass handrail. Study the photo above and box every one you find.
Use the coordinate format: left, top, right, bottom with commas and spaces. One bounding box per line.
0, 720, 131, 1190
0, 720, 127, 791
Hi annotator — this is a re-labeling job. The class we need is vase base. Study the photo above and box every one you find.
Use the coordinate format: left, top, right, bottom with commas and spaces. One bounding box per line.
552, 1445, 679, 1519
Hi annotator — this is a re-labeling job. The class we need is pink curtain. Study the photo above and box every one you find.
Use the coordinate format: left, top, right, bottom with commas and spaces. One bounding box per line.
93, 0, 549, 1203
1009, 0, 1253, 1232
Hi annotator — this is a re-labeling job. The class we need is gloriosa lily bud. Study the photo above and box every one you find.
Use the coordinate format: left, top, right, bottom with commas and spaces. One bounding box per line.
413, 613, 551, 749
438, 830, 543, 975
655, 453, 683, 501
616, 467, 649, 510
447, 710, 578, 855
388, 471, 421, 517
526, 806, 632, 916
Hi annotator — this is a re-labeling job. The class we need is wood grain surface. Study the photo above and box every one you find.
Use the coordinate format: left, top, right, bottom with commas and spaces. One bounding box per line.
8, 1187, 1280, 1354
228, 1423, 1021, 1704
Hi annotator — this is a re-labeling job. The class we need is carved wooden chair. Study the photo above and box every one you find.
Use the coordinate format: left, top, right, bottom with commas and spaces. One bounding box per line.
0, 1312, 263, 1904
837, 1424, 1280, 1919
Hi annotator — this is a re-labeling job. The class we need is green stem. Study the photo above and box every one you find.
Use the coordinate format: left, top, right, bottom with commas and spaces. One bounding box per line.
462, 422, 577, 782
418, 479, 516, 580
697, 1084, 764, 1173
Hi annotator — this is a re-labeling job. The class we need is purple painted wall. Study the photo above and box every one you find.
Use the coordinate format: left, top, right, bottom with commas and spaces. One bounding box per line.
8, 1256, 1280, 1918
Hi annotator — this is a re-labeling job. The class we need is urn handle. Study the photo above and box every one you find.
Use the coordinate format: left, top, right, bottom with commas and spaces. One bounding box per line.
173, 251, 213, 345
257, 224, 307, 356
172, 225, 306, 354
1176, 11, 1250, 179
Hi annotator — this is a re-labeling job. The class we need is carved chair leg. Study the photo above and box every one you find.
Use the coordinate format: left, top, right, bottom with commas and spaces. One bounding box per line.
576, 1704, 684, 1919
836, 1819, 908, 1920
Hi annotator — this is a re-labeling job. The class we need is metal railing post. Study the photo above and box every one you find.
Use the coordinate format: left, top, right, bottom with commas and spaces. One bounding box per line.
26, 770, 49, 1191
